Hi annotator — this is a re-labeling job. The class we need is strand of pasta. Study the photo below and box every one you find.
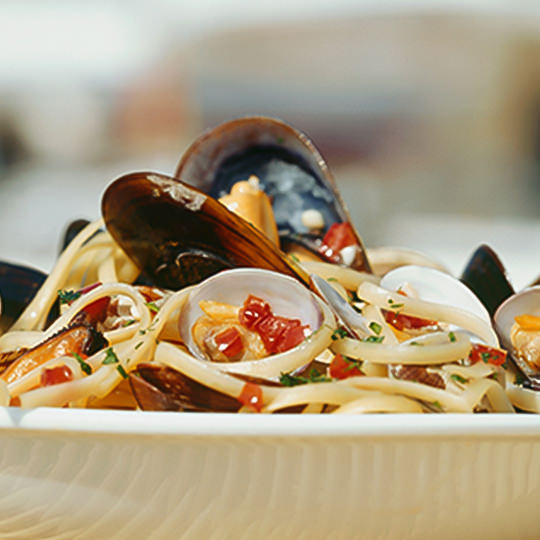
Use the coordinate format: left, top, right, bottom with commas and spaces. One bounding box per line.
331, 332, 472, 365
357, 282, 498, 347
11, 219, 104, 332
332, 393, 424, 413
301, 261, 380, 291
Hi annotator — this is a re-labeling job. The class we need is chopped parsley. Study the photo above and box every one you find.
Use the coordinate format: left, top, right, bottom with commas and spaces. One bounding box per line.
72, 352, 92, 375
514, 372, 526, 386
134, 341, 144, 350
450, 374, 468, 384
57, 289, 81, 305
331, 327, 349, 341
122, 319, 136, 327
448, 331, 456, 343
369, 322, 382, 335
139, 329, 147, 335
116, 365, 128, 379
432, 400, 443, 410
387, 298, 404, 309
289, 253, 300, 263
344, 356, 364, 372
409, 341, 424, 346
102, 347, 120, 365
326, 277, 338, 282
363, 335, 384, 344
279, 368, 331, 387
481, 352, 492, 363
146, 301, 159, 314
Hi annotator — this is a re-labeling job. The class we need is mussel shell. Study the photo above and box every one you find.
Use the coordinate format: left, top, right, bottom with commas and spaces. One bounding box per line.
101, 171, 310, 290
0, 261, 48, 332
460, 244, 514, 317
174, 116, 371, 272
59, 218, 91, 254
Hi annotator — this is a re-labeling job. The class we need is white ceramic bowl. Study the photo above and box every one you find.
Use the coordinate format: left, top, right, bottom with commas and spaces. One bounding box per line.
1, 408, 539, 540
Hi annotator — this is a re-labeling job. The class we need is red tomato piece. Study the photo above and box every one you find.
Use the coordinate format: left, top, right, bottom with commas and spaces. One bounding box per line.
239, 296, 308, 354
329, 353, 364, 380
82, 297, 111, 325
239, 295, 272, 329
469, 343, 507, 366
238, 382, 263, 412
41, 365, 74, 387
383, 311, 438, 331
318, 222, 357, 261
214, 327, 244, 358
77, 282, 102, 296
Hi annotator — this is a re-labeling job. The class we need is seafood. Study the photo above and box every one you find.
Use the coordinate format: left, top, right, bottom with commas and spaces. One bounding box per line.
494, 286, 540, 390
177, 268, 333, 377
174, 116, 371, 271
101, 171, 310, 290
460, 244, 515, 317
0, 261, 49, 333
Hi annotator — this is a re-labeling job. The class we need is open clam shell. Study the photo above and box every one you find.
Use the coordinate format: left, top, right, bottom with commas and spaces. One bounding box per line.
494, 286, 540, 389
101, 171, 310, 290
174, 116, 371, 272
177, 268, 333, 378
381, 265, 498, 346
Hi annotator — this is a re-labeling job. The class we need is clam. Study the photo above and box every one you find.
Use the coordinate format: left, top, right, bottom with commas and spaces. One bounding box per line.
494, 287, 540, 390
460, 244, 514, 317
174, 116, 371, 272
101, 171, 310, 289
177, 268, 327, 370
0, 261, 49, 333
381, 265, 498, 346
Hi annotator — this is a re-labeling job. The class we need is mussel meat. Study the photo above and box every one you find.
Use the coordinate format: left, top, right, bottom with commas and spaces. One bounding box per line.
101, 171, 310, 290
174, 116, 371, 272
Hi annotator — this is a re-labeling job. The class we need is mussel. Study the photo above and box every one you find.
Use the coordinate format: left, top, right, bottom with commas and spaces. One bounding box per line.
0, 261, 48, 333
174, 116, 371, 272
102, 171, 310, 289
460, 244, 515, 317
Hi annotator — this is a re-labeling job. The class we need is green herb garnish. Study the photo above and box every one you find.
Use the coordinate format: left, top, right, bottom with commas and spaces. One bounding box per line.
514, 372, 526, 386
331, 327, 349, 341
72, 352, 92, 375
116, 365, 128, 379
289, 253, 300, 263
450, 374, 468, 384
326, 277, 338, 282
122, 319, 136, 327
134, 341, 144, 350
387, 298, 404, 309
57, 289, 81, 305
409, 341, 424, 346
369, 322, 382, 335
432, 400, 443, 410
279, 368, 331, 387
481, 352, 491, 363
146, 301, 159, 314
102, 347, 120, 365
363, 336, 384, 344
448, 331, 456, 343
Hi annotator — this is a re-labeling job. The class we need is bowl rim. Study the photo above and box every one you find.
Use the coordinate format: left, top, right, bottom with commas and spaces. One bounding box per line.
1, 407, 539, 439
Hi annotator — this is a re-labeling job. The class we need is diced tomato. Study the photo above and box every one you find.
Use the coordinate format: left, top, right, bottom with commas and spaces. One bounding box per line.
214, 327, 244, 358
41, 365, 74, 387
318, 222, 357, 261
239, 296, 307, 354
329, 353, 364, 380
238, 382, 263, 412
383, 311, 438, 331
78, 282, 102, 296
239, 295, 272, 329
469, 343, 507, 366
82, 297, 111, 325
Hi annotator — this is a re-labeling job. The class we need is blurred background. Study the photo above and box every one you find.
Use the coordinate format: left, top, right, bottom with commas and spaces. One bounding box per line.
1, 0, 539, 286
